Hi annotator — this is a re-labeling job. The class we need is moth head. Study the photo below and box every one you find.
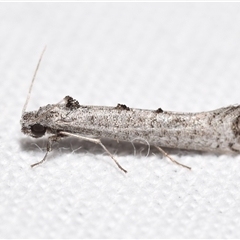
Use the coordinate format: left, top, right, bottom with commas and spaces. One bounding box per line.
21, 111, 47, 138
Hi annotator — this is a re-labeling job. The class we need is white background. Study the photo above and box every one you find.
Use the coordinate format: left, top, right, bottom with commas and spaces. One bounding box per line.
1, 2, 240, 238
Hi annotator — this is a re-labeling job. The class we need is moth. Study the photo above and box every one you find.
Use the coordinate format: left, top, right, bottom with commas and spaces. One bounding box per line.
21, 48, 240, 173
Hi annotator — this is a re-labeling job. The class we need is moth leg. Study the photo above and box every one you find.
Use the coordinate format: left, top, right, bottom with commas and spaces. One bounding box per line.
155, 146, 191, 170
60, 131, 127, 173
31, 134, 65, 168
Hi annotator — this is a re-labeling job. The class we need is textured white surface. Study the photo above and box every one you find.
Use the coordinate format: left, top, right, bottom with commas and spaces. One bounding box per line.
1, 2, 240, 238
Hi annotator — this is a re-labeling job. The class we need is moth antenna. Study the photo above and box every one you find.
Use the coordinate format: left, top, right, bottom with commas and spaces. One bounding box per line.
22, 46, 47, 115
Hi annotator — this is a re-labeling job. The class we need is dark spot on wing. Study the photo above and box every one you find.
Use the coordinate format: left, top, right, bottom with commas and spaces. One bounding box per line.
65, 96, 80, 110
155, 108, 163, 113
115, 104, 130, 111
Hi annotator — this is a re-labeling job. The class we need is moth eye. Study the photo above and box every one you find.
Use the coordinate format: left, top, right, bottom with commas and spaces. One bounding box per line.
31, 124, 46, 137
